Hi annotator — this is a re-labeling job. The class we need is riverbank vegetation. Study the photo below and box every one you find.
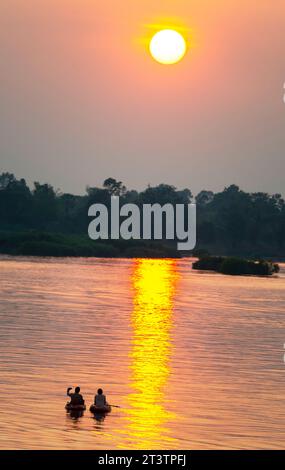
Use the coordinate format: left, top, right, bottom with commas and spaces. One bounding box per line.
0, 231, 178, 258
0, 172, 284, 258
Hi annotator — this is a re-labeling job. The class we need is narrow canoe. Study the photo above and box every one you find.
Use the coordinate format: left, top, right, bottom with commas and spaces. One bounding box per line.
89, 404, 111, 414
65, 402, 86, 412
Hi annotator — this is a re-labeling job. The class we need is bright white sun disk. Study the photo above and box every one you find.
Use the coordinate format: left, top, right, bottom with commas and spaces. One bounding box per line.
150, 29, 187, 65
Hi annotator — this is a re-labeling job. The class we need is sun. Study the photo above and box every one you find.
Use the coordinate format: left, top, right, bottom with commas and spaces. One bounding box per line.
149, 29, 187, 65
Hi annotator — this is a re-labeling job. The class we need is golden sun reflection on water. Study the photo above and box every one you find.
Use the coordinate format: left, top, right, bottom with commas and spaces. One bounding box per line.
119, 259, 179, 449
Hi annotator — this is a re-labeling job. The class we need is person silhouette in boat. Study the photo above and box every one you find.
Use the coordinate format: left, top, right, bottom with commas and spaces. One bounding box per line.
67, 386, 85, 406
94, 388, 107, 408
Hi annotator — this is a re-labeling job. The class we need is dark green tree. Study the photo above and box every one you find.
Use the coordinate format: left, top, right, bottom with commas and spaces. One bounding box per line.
103, 178, 126, 196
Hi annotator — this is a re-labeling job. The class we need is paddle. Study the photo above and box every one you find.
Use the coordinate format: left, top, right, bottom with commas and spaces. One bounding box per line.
109, 404, 121, 408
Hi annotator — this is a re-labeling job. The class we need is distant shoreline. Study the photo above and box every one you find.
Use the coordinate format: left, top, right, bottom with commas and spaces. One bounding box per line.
0, 230, 179, 259
0, 231, 284, 262
1, 173, 285, 260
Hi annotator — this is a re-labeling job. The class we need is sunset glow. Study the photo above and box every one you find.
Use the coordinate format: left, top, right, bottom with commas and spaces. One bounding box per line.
120, 259, 179, 449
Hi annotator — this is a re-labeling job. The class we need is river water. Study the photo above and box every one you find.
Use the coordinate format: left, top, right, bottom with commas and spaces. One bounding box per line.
0, 256, 285, 449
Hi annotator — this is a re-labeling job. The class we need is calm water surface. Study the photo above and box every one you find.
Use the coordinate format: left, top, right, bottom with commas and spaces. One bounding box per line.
0, 256, 285, 449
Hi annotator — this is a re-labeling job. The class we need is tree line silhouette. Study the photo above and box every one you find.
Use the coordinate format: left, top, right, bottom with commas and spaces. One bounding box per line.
0, 172, 284, 258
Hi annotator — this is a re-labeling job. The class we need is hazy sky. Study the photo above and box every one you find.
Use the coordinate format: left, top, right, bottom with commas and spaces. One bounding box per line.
1, 0, 285, 195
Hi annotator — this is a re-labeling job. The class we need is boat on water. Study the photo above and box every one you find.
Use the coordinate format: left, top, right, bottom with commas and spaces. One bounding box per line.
65, 402, 86, 412
89, 404, 111, 414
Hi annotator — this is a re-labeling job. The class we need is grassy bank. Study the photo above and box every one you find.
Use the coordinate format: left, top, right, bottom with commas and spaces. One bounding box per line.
0, 231, 179, 259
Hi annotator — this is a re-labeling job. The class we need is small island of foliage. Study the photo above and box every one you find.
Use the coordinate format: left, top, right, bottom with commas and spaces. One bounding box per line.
192, 256, 280, 276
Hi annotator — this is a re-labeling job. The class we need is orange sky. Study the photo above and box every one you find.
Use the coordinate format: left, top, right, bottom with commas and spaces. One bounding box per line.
0, 0, 285, 194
